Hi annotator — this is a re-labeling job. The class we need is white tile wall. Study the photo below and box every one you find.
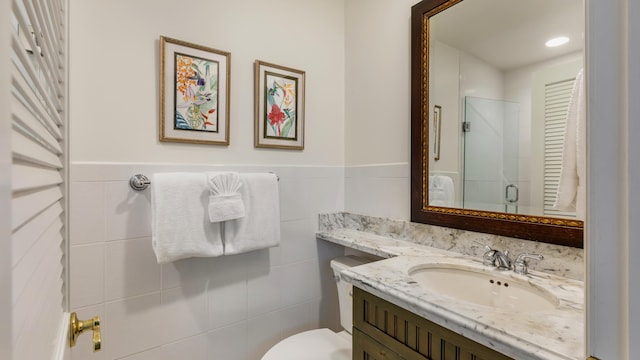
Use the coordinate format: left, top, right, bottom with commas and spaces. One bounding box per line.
105, 183, 152, 241
70, 181, 106, 245
247, 310, 284, 360
105, 237, 160, 301
106, 293, 164, 359
345, 163, 411, 220
208, 268, 248, 329
70, 244, 104, 309
69, 163, 345, 360
247, 264, 283, 318
207, 322, 248, 360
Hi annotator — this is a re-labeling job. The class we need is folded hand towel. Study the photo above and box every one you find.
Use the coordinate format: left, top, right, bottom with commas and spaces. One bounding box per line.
206, 172, 245, 222
223, 173, 280, 255
429, 175, 454, 207
151, 172, 223, 264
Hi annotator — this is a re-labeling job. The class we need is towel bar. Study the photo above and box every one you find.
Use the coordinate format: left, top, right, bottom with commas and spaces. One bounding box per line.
129, 172, 279, 191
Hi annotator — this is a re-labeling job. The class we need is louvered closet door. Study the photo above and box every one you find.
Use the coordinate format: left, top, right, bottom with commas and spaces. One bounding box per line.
543, 78, 576, 218
9, 0, 68, 359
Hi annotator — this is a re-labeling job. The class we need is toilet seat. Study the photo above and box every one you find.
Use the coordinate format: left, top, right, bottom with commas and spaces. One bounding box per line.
261, 328, 351, 360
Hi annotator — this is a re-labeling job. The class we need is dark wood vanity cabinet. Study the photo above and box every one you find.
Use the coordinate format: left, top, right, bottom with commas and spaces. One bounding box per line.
353, 328, 404, 360
352, 287, 513, 360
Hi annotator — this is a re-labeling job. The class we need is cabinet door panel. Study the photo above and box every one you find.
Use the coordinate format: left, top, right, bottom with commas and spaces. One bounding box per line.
353, 288, 513, 360
442, 339, 458, 360
353, 328, 404, 360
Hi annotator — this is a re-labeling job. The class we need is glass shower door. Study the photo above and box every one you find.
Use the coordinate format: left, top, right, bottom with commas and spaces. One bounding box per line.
463, 96, 520, 213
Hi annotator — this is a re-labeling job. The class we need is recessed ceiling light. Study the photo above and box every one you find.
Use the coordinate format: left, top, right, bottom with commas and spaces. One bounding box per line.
545, 36, 570, 47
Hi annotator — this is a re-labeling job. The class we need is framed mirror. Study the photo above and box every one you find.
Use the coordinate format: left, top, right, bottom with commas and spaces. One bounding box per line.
410, 0, 584, 247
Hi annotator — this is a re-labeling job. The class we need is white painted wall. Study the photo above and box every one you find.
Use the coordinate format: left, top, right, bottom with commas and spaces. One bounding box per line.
459, 53, 504, 101
344, 0, 416, 166
69, 0, 345, 166
429, 40, 462, 204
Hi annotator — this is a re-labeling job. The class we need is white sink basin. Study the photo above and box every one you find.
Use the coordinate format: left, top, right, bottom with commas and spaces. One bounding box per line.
408, 264, 559, 312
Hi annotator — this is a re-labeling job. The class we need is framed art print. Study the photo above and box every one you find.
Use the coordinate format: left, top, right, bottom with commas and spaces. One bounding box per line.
160, 36, 230, 145
254, 60, 305, 149
433, 105, 442, 161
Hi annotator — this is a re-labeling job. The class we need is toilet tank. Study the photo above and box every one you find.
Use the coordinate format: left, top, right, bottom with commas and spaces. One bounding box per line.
330, 256, 371, 334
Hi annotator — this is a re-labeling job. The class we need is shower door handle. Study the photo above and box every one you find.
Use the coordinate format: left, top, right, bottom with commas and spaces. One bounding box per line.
505, 184, 519, 203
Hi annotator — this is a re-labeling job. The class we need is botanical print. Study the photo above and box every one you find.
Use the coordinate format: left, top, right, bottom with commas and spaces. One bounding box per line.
254, 60, 304, 149
264, 72, 297, 140
174, 53, 219, 132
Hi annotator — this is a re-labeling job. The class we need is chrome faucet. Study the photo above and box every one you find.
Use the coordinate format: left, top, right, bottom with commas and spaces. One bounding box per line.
479, 244, 512, 270
477, 242, 544, 274
513, 253, 544, 275
494, 250, 513, 270
480, 245, 497, 266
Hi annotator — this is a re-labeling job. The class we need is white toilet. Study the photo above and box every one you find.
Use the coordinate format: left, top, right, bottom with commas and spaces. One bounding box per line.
261, 255, 370, 360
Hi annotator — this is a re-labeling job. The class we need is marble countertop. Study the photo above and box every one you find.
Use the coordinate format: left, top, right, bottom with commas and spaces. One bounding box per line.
316, 228, 455, 258
318, 228, 584, 360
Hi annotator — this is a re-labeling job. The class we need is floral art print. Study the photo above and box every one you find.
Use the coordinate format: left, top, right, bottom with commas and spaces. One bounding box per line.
160, 36, 229, 145
174, 53, 219, 132
264, 72, 298, 140
254, 60, 304, 149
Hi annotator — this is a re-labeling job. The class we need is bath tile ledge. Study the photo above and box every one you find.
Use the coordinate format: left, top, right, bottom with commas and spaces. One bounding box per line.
317, 228, 584, 360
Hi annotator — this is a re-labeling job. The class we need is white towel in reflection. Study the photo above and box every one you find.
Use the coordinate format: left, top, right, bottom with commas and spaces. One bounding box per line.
555, 69, 586, 218
429, 175, 454, 207
151, 172, 223, 264
223, 173, 280, 255
206, 172, 245, 222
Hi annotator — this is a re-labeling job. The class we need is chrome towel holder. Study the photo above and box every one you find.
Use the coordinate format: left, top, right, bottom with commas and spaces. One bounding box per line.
129, 174, 151, 191
129, 172, 279, 191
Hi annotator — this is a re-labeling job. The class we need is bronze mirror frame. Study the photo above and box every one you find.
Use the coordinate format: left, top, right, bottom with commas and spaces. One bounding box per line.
410, 0, 584, 248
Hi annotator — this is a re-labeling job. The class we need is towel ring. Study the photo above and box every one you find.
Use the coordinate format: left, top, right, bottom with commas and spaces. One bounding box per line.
129, 172, 279, 191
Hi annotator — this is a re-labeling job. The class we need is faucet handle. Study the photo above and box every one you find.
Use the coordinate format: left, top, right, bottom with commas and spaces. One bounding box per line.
482, 250, 497, 266
513, 253, 544, 275
473, 240, 496, 265
474, 242, 497, 266
515, 253, 543, 262
494, 250, 513, 270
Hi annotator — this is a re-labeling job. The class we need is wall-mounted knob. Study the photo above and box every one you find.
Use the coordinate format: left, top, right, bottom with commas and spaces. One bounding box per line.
69, 312, 101, 351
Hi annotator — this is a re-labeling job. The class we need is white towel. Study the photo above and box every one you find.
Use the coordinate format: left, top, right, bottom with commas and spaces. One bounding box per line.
554, 69, 586, 219
223, 173, 280, 255
429, 175, 455, 207
206, 172, 245, 222
151, 172, 223, 264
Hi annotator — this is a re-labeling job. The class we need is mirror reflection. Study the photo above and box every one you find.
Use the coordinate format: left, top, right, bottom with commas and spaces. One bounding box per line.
426, 0, 585, 220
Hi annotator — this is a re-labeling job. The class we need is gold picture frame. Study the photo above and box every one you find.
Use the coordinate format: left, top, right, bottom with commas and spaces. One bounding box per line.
254, 60, 305, 150
159, 36, 231, 145
433, 105, 442, 161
